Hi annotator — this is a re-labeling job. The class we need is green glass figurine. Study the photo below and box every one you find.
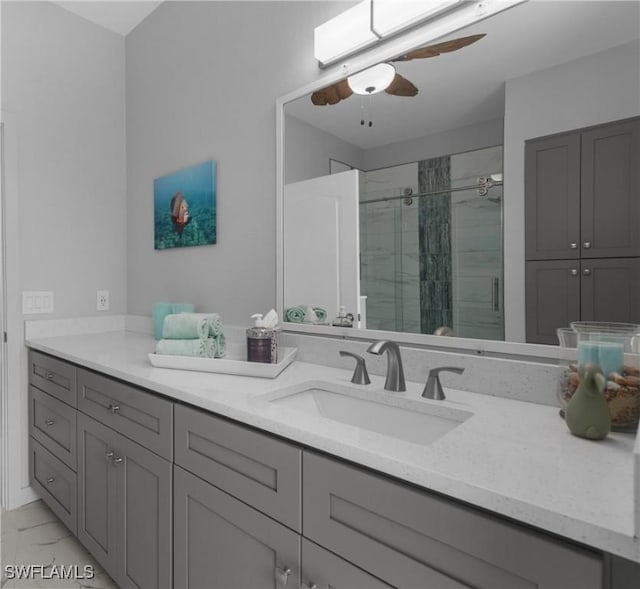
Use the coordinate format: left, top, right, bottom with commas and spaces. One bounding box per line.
565, 363, 611, 440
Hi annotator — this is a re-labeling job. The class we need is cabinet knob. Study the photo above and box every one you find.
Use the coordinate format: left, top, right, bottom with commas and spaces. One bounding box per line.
45, 372, 54, 380
44, 419, 54, 427
275, 567, 292, 586
109, 404, 120, 414
105, 450, 115, 461
583, 268, 592, 276
570, 269, 578, 276
113, 456, 123, 465
583, 241, 592, 249
45, 476, 55, 485
570, 242, 578, 249
305, 584, 318, 589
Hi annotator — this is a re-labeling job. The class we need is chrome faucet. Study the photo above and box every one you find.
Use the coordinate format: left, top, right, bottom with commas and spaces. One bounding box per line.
422, 366, 464, 400
367, 340, 406, 392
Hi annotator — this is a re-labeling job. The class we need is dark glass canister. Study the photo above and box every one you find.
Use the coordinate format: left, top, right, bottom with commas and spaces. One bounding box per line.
246, 326, 273, 363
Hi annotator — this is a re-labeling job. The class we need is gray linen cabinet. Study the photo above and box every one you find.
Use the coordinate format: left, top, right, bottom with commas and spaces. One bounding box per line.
525, 117, 640, 343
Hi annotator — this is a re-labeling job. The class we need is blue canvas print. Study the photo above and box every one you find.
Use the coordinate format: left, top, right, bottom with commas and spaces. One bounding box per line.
154, 160, 217, 250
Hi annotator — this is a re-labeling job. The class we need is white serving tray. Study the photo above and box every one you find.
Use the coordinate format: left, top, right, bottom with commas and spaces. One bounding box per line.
148, 345, 297, 378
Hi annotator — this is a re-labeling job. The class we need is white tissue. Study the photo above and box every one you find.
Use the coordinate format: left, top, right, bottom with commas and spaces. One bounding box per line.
262, 308, 279, 328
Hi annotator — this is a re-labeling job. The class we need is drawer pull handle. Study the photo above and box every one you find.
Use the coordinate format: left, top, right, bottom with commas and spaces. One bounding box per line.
46, 476, 55, 485
105, 451, 115, 461
570, 242, 578, 249
109, 404, 120, 414
275, 567, 292, 585
113, 456, 123, 465
305, 584, 318, 589
44, 419, 55, 427
45, 372, 54, 380
583, 241, 592, 249
583, 268, 592, 276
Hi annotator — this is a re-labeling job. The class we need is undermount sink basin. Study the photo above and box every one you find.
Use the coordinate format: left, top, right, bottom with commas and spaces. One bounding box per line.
267, 382, 472, 446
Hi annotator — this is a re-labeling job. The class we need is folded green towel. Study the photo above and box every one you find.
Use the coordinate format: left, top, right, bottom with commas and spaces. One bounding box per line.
285, 307, 305, 322
313, 307, 327, 322
162, 314, 209, 339
162, 313, 224, 339
155, 338, 217, 358
212, 333, 226, 358
206, 313, 223, 337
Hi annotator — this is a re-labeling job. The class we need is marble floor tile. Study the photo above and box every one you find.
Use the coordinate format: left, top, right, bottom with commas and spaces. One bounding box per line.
1, 500, 118, 589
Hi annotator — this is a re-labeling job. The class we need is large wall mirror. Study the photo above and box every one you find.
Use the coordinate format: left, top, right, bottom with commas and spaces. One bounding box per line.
276, 0, 640, 354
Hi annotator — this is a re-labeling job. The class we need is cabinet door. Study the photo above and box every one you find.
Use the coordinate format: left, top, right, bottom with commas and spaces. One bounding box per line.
580, 257, 640, 323
525, 132, 581, 260
525, 260, 581, 344
173, 465, 300, 589
78, 413, 172, 589
301, 538, 393, 589
581, 119, 640, 258
77, 412, 120, 579
119, 434, 172, 589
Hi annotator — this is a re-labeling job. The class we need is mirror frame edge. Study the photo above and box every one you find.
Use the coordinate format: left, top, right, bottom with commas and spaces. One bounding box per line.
275, 0, 564, 363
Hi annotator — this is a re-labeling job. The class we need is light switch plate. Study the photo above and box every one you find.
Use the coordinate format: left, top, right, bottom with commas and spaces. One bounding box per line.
22, 291, 54, 315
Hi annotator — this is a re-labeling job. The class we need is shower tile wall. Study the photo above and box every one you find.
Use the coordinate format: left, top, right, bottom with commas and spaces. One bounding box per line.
450, 146, 504, 340
360, 163, 420, 332
418, 157, 452, 334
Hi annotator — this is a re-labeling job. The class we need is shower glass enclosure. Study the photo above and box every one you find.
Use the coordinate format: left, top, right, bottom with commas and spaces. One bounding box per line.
359, 145, 504, 340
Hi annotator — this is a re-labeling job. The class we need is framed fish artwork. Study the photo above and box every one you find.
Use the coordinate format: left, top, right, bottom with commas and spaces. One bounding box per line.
153, 160, 217, 250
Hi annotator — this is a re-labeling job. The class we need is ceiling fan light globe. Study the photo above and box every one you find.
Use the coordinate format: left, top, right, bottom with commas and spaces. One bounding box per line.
347, 63, 396, 95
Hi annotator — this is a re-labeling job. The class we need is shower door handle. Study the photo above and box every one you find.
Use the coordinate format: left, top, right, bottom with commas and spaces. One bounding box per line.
491, 277, 500, 312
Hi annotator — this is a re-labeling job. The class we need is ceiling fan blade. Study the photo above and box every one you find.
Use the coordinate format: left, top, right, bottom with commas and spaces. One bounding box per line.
310, 79, 353, 106
392, 33, 485, 62
385, 73, 418, 97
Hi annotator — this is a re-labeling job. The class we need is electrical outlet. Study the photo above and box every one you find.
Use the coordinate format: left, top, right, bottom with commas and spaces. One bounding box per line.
97, 290, 110, 311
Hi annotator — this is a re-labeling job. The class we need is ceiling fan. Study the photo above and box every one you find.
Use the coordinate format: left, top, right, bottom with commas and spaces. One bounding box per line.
310, 33, 485, 106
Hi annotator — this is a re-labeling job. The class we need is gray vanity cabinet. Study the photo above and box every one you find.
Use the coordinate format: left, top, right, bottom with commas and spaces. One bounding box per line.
77, 412, 172, 589
301, 538, 393, 589
173, 465, 300, 589
303, 451, 603, 589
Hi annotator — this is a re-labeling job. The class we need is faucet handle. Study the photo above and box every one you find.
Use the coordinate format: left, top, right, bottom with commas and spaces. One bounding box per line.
422, 366, 464, 400
339, 351, 371, 385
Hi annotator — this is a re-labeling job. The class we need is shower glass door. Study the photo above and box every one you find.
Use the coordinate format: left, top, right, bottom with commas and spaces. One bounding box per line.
359, 145, 504, 339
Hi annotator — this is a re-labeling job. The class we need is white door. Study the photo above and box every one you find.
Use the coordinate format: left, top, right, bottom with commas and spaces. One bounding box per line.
283, 170, 361, 325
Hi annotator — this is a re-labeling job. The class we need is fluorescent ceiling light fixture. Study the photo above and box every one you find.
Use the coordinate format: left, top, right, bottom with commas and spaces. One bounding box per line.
314, 1, 379, 67
348, 63, 396, 95
314, 0, 527, 67
371, 0, 472, 38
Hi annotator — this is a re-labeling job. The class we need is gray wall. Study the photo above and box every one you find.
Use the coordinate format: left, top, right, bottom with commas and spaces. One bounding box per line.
363, 118, 504, 171
2, 1, 127, 317
125, 1, 350, 323
503, 40, 640, 342
285, 115, 364, 184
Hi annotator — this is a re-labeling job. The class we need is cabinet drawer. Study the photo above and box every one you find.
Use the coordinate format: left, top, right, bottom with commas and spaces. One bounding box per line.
77, 368, 172, 459
303, 451, 603, 589
174, 404, 301, 531
29, 437, 77, 534
29, 386, 77, 470
28, 350, 77, 407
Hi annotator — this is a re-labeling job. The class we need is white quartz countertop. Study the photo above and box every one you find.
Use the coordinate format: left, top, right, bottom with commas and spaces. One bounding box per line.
26, 330, 639, 562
